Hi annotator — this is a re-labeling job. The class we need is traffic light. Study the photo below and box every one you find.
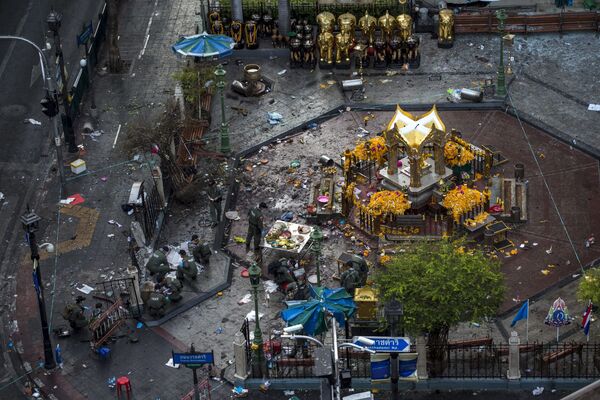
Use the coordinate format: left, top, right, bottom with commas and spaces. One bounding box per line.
40, 96, 58, 117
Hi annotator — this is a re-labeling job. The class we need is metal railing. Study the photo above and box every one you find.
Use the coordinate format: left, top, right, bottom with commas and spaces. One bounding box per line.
248, 339, 600, 380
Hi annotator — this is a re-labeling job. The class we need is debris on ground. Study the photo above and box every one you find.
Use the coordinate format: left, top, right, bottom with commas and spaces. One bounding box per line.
238, 294, 252, 304
24, 118, 42, 125
588, 104, 600, 111
59, 193, 85, 205
234, 236, 246, 243
165, 358, 180, 368
532, 387, 544, 396
267, 112, 284, 125
278, 69, 287, 76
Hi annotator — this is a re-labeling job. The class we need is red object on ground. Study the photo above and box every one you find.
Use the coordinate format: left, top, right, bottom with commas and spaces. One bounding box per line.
264, 339, 282, 355
116, 376, 132, 399
241, 268, 249, 277
488, 204, 503, 213
66, 193, 85, 205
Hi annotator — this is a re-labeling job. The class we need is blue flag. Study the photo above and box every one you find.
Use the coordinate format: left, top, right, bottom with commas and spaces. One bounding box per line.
511, 300, 529, 327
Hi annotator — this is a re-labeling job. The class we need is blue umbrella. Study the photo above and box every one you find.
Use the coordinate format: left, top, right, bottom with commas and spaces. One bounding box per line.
172, 32, 235, 58
281, 286, 357, 336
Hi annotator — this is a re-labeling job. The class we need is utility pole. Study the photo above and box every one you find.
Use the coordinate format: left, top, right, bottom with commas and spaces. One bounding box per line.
495, 9, 507, 98
0, 35, 67, 195
47, 10, 77, 153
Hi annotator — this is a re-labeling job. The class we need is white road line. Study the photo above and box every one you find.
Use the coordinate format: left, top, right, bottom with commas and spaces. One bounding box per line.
112, 124, 122, 149
0, 0, 34, 81
131, 0, 159, 74
139, 34, 150, 59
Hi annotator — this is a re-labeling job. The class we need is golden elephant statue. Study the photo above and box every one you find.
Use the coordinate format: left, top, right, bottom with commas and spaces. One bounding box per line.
316, 11, 335, 33
338, 13, 357, 42
359, 11, 377, 46
438, 9, 455, 47
378, 10, 397, 43
318, 31, 335, 64
335, 32, 351, 63
396, 14, 413, 43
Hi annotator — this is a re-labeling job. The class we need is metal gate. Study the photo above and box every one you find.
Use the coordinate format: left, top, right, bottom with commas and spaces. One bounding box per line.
130, 180, 164, 241
180, 378, 211, 400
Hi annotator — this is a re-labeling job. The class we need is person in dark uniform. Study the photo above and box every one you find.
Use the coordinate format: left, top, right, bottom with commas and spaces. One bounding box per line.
340, 266, 361, 296
177, 250, 198, 282
246, 202, 267, 252
346, 254, 369, 287
146, 246, 171, 281
206, 179, 222, 227
191, 234, 212, 265
268, 258, 298, 295
146, 291, 167, 318
62, 296, 88, 330
163, 276, 183, 302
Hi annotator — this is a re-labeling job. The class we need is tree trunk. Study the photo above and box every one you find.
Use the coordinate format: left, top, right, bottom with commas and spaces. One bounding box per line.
107, 0, 122, 73
427, 325, 449, 377
231, 0, 243, 22
278, 0, 290, 38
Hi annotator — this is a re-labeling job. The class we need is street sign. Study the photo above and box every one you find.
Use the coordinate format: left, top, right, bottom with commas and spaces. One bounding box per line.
77, 21, 93, 46
172, 351, 214, 367
353, 336, 410, 353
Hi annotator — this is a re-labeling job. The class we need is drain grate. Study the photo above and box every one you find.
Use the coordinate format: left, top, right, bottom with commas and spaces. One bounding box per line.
429, 74, 442, 81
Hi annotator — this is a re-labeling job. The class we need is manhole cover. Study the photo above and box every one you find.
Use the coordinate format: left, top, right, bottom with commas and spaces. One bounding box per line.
0, 104, 28, 119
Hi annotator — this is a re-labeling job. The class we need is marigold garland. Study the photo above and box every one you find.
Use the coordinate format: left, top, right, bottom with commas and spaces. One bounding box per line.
351, 136, 388, 163
444, 141, 474, 167
442, 185, 487, 222
366, 190, 410, 216
464, 211, 490, 227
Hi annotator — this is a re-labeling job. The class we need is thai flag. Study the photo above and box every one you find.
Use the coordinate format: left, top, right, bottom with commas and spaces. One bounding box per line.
582, 301, 593, 337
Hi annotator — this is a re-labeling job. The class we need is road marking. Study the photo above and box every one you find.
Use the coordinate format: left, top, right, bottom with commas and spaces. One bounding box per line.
0, 0, 34, 81
139, 34, 150, 59
130, 0, 159, 75
113, 124, 122, 149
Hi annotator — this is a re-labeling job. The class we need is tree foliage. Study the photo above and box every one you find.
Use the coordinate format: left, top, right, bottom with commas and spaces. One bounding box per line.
374, 239, 504, 337
577, 268, 600, 305
173, 64, 215, 119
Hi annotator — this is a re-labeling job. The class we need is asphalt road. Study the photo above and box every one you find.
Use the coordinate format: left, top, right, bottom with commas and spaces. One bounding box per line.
0, 1, 103, 398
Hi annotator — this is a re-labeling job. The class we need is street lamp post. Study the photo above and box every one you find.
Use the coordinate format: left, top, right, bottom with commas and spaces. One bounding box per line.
21, 207, 56, 370
385, 299, 404, 400
47, 10, 77, 153
0, 35, 67, 195
248, 262, 265, 377
310, 227, 323, 286
495, 9, 507, 98
214, 65, 230, 155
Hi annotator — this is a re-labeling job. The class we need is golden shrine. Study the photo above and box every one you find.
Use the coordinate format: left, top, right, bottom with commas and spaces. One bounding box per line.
341, 105, 494, 238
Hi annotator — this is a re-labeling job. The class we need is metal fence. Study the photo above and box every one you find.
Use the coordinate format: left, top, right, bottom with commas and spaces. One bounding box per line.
95, 276, 143, 318
248, 340, 600, 380
209, 0, 405, 24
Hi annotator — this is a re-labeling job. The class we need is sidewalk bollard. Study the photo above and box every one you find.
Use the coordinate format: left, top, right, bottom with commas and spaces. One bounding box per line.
416, 335, 428, 379
507, 331, 521, 379
233, 331, 249, 380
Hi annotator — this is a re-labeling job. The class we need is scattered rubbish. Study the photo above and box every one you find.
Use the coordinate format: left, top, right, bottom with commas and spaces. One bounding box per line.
59, 193, 85, 205
107, 376, 117, 389
588, 104, 600, 112
267, 112, 283, 125
546, 246, 553, 254
108, 220, 123, 228
231, 106, 248, 116
532, 387, 544, 396
573, 274, 580, 278
259, 381, 271, 392
100, 176, 108, 182
277, 69, 287, 76
245, 310, 264, 322
0, 192, 4, 202
385, 70, 398, 76
25, 118, 42, 125
447, 88, 461, 103
76, 284, 94, 295
70, 159, 87, 175
269, 56, 278, 60
234, 236, 247, 244
238, 294, 252, 304
284, 391, 295, 396
226, 211, 241, 221
81, 130, 103, 140
470, 322, 481, 328
379, 79, 391, 84
357, 127, 369, 138
280, 211, 294, 222
233, 386, 249, 396
136, 322, 144, 329
516, 266, 522, 271
533, 242, 538, 246
215, 327, 223, 334
289, 160, 301, 168
541, 269, 550, 275
585, 236, 595, 247
327, 80, 336, 85
306, 122, 318, 130
264, 280, 278, 293
165, 358, 180, 369
107, 234, 115, 238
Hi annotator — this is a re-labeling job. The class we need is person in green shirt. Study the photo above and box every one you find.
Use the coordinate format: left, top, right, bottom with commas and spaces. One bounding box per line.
190, 234, 212, 265
246, 202, 267, 252
206, 179, 222, 227
176, 250, 198, 282
146, 246, 171, 281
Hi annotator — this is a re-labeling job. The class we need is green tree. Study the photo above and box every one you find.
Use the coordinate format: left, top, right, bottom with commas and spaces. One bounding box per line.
173, 64, 214, 120
373, 239, 504, 375
577, 268, 600, 305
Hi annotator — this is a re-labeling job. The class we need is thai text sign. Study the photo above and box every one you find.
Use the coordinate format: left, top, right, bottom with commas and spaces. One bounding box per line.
354, 336, 410, 353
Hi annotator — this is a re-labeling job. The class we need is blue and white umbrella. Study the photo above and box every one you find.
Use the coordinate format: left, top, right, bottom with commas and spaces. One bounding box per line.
172, 32, 235, 58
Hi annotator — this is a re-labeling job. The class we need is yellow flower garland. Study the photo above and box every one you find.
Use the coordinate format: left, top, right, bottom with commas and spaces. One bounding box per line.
366, 190, 410, 216
444, 141, 474, 167
442, 185, 487, 222
350, 136, 388, 163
